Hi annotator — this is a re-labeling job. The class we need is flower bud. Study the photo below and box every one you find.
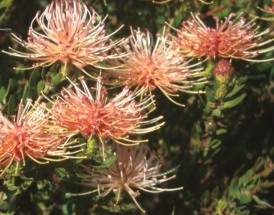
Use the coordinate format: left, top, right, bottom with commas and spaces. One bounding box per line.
213, 59, 234, 79
213, 59, 234, 99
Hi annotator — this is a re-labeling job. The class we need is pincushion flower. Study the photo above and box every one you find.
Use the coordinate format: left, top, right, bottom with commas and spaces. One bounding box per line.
111, 28, 206, 106
49, 77, 164, 146
0, 99, 82, 176
175, 13, 274, 62
70, 145, 183, 213
3, 0, 123, 70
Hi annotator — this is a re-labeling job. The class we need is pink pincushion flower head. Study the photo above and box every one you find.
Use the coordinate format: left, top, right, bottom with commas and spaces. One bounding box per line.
0, 99, 81, 176
49, 77, 164, 147
3, 0, 124, 70
175, 13, 274, 62
111, 28, 206, 106
69, 145, 183, 213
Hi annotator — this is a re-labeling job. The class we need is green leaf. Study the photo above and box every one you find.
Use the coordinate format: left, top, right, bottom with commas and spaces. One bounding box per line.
86, 137, 96, 158
55, 167, 68, 179
225, 84, 245, 99
0, 200, 9, 210
253, 195, 274, 209
51, 72, 63, 86
36, 80, 45, 93
93, 151, 117, 170
0, 80, 11, 104
216, 128, 227, 135
4, 181, 17, 192
210, 139, 222, 149
0, 0, 13, 9
212, 109, 222, 117
222, 93, 246, 109
0, 86, 6, 103
22, 70, 37, 100
238, 193, 252, 204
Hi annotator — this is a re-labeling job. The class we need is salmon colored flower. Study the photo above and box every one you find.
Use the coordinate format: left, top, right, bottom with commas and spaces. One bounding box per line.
175, 13, 274, 62
69, 145, 183, 213
0, 99, 82, 176
111, 28, 206, 106
49, 77, 164, 146
3, 0, 123, 70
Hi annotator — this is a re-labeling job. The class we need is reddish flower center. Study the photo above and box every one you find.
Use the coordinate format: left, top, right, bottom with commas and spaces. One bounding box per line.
138, 58, 158, 88
205, 30, 222, 57
1, 126, 29, 162
124, 57, 160, 90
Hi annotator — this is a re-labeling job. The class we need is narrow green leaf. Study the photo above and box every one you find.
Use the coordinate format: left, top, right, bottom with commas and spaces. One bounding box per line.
0, 86, 6, 103
225, 84, 245, 99
86, 136, 96, 158
253, 195, 274, 209
36, 80, 45, 94
222, 93, 246, 109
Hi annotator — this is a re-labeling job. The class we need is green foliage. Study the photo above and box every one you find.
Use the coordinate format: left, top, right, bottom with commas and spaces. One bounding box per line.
214, 157, 274, 215
0, 0, 13, 24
